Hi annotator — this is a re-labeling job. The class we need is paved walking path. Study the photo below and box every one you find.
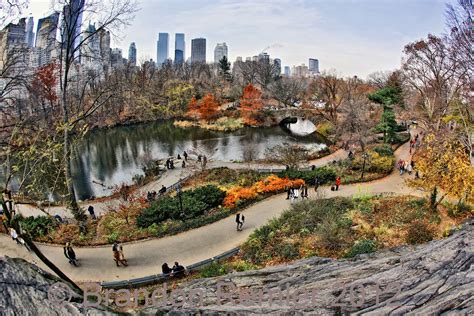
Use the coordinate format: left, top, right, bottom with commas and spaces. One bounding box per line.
0, 138, 421, 283
16, 149, 347, 218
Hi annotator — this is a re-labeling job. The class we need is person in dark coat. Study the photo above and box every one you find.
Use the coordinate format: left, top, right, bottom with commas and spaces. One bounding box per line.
64, 242, 77, 266
88, 205, 96, 219
183, 151, 188, 161
162, 262, 172, 275
172, 261, 185, 277
159, 185, 167, 195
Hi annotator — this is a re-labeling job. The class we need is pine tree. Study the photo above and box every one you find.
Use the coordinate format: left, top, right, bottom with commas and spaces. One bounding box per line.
218, 56, 231, 81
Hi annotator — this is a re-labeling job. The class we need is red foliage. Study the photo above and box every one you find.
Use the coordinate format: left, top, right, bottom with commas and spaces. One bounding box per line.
186, 96, 199, 120
198, 93, 219, 122
31, 63, 58, 103
240, 84, 263, 125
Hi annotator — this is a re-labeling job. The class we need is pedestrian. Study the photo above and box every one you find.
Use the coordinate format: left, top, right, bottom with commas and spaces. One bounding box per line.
197, 155, 202, 162
314, 177, 320, 192
240, 214, 245, 230
311, 165, 315, 171
147, 191, 153, 202
335, 176, 341, 191
183, 151, 188, 161
203, 156, 207, 168
63, 242, 78, 266
151, 191, 157, 200
159, 185, 167, 195
10, 227, 20, 245
177, 154, 181, 160
302, 185, 308, 199
171, 261, 185, 277
286, 186, 291, 200
112, 241, 128, 267
236, 213, 242, 231
182, 160, 186, 168
407, 162, 413, 175
293, 187, 299, 201
398, 159, 405, 175
162, 262, 172, 275
415, 170, 420, 179
170, 160, 175, 169
88, 205, 96, 219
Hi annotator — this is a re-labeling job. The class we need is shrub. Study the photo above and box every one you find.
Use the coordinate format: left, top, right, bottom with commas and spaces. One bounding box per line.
278, 167, 336, 185
316, 122, 334, 136
199, 262, 230, 278
405, 220, 435, 244
20, 216, 56, 238
275, 241, 300, 260
316, 217, 351, 251
373, 144, 394, 157
345, 239, 377, 258
137, 185, 226, 228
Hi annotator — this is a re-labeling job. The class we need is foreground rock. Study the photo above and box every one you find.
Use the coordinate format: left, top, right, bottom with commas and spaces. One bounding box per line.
143, 220, 474, 315
0, 257, 113, 315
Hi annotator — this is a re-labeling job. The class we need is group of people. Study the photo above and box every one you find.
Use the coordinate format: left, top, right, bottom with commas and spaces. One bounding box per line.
398, 159, 414, 176
161, 261, 186, 277
409, 134, 421, 154
286, 185, 310, 201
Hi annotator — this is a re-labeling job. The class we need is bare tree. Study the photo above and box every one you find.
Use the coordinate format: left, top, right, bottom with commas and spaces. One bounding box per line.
271, 76, 307, 107
55, 0, 137, 221
264, 143, 309, 170
308, 71, 345, 126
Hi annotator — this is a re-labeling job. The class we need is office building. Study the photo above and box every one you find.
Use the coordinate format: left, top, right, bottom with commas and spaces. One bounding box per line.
292, 64, 309, 77
0, 18, 27, 70
174, 33, 185, 64
284, 66, 291, 76
274, 58, 281, 75
258, 52, 270, 63
309, 58, 319, 74
191, 38, 206, 63
81, 23, 101, 71
62, 0, 85, 60
99, 29, 111, 71
25, 16, 34, 47
214, 42, 228, 63
110, 48, 123, 68
156, 32, 169, 66
128, 42, 137, 66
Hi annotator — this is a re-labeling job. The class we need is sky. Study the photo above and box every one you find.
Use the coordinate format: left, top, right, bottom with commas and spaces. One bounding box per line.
25, 0, 451, 78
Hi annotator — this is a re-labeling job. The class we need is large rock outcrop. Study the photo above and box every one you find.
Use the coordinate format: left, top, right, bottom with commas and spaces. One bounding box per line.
143, 220, 473, 315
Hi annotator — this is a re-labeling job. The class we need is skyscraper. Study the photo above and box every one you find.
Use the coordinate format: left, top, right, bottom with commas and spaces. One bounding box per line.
174, 33, 185, 64
274, 58, 282, 75
128, 42, 137, 66
191, 38, 206, 63
258, 52, 270, 63
214, 42, 228, 63
309, 58, 319, 73
35, 12, 59, 66
110, 48, 123, 68
0, 18, 27, 70
25, 16, 35, 47
284, 66, 291, 76
156, 32, 169, 66
81, 23, 101, 71
62, 0, 85, 60
99, 29, 111, 72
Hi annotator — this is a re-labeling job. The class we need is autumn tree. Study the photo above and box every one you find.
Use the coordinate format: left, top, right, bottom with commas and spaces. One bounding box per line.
270, 77, 307, 107
240, 84, 263, 125
186, 96, 199, 120
198, 93, 219, 122
408, 133, 474, 207
308, 71, 344, 126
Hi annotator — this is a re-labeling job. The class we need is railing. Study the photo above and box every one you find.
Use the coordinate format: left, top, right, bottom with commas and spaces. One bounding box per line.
100, 247, 240, 289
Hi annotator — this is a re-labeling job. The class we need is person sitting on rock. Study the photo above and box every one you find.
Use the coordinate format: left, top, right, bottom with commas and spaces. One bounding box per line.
171, 261, 185, 277
159, 185, 167, 195
162, 262, 172, 275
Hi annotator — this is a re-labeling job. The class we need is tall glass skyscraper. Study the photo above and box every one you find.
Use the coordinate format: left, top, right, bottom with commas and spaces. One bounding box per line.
128, 42, 137, 66
25, 16, 35, 47
62, 0, 85, 60
174, 33, 185, 64
309, 58, 319, 73
214, 42, 228, 63
191, 38, 206, 63
157, 32, 169, 66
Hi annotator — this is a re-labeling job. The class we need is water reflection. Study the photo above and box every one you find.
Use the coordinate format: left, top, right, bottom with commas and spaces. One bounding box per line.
71, 119, 327, 199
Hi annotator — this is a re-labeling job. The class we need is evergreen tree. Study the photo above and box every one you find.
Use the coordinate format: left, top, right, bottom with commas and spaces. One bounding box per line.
377, 105, 399, 143
218, 56, 231, 81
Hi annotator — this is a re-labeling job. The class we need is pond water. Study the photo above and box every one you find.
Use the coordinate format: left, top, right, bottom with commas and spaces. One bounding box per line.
70, 118, 327, 199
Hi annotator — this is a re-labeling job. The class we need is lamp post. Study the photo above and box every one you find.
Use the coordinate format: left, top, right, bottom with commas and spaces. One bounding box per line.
176, 183, 185, 221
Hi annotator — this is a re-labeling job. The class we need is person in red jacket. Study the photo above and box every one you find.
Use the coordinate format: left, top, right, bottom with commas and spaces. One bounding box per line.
335, 176, 341, 191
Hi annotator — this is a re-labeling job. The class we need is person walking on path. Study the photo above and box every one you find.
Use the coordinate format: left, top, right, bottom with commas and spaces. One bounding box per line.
10, 227, 20, 245
183, 151, 188, 161
335, 176, 341, 191
182, 160, 186, 168
286, 186, 291, 200
406, 161, 413, 175
236, 213, 245, 231
112, 241, 128, 267
88, 205, 96, 219
63, 242, 78, 266
314, 177, 320, 192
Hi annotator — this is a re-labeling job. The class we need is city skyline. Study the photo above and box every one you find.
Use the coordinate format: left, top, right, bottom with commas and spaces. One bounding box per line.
22, 0, 448, 77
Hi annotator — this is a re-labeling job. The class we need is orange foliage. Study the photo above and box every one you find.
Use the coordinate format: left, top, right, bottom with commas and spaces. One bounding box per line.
240, 84, 263, 125
223, 175, 305, 208
186, 96, 199, 120
198, 93, 219, 122
31, 63, 58, 103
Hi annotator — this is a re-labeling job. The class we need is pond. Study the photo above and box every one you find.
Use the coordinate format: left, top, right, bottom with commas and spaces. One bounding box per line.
71, 118, 327, 199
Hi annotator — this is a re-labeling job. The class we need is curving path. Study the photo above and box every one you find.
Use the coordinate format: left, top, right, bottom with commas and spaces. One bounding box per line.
0, 137, 422, 283
17, 149, 348, 218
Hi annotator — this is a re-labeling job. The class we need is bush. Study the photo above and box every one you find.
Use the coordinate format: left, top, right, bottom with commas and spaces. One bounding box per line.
278, 167, 336, 185
137, 185, 226, 228
351, 151, 394, 174
20, 216, 56, 238
199, 262, 230, 278
345, 239, 377, 258
405, 220, 435, 244
373, 144, 394, 157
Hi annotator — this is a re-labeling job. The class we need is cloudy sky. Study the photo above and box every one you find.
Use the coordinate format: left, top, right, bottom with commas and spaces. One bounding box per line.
26, 0, 450, 78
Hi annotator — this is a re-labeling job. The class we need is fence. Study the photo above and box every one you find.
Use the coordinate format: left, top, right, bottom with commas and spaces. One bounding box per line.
100, 247, 240, 289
